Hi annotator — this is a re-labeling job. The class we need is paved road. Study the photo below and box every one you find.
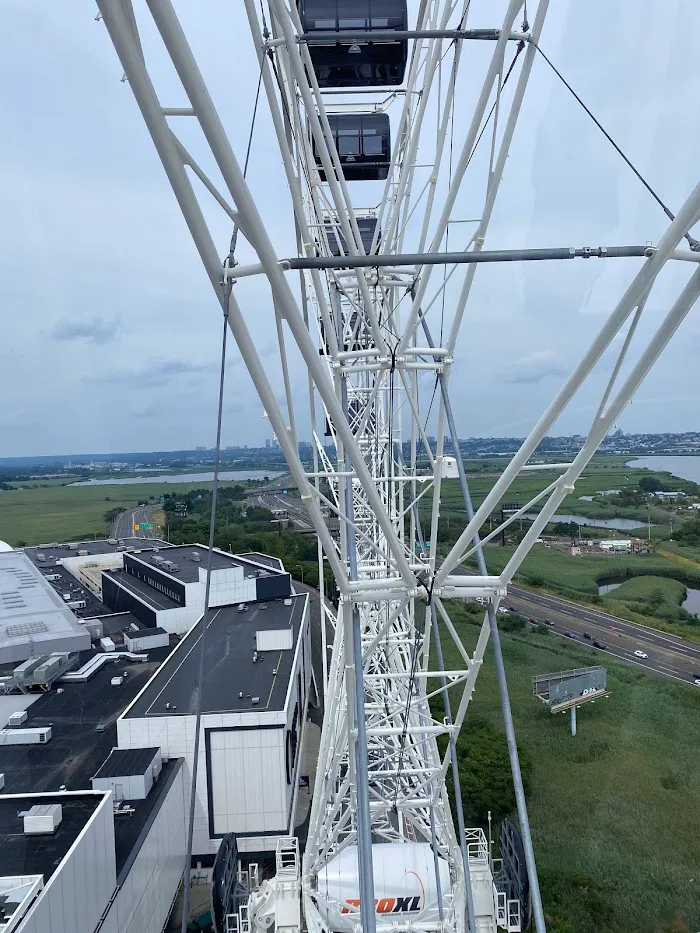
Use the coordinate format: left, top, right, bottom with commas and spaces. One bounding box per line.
502, 583, 700, 686
253, 492, 314, 531
111, 505, 159, 540
254, 493, 700, 687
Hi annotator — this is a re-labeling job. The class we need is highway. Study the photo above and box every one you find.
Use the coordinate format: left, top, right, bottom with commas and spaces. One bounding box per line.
111, 505, 159, 540
252, 492, 314, 531
502, 582, 700, 686
252, 491, 700, 687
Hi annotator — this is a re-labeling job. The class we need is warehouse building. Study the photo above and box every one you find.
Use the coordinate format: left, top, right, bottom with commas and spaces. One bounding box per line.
0, 551, 91, 664
117, 590, 311, 856
101, 545, 293, 635
0, 637, 188, 933
0, 772, 187, 933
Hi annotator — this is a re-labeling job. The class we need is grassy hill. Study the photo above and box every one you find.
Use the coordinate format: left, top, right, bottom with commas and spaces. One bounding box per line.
442, 606, 700, 933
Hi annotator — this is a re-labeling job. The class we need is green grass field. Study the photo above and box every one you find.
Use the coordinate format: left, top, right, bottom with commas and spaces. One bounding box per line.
0, 480, 253, 545
422, 461, 686, 532
443, 607, 700, 933
474, 544, 700, 638
601, 574, 687, 607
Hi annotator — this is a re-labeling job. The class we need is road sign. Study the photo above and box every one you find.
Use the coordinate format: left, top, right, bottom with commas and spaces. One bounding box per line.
282, 489, 288, 494
134, 524, 140, 531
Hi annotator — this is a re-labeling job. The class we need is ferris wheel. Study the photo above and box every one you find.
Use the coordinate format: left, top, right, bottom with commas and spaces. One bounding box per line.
93, 3, 700, 933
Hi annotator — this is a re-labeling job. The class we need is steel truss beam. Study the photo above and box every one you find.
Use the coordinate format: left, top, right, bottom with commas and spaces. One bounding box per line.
91, 5, 700, 933
226, 244, 652, 279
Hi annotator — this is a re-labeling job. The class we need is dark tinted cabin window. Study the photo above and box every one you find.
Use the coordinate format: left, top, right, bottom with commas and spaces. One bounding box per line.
338, 129, 361, 156
362, 133, 382, 156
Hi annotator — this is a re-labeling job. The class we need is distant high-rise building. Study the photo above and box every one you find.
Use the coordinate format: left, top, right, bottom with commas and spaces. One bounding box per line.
266, 439, 271, 448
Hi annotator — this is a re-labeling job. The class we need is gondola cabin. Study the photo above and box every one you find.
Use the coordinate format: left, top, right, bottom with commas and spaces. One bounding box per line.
324, 215, 380, 255
299, 0, 408, 88
314, 113, 391, 181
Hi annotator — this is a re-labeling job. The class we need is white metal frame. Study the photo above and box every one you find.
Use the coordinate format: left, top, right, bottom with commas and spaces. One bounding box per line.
92, 3, 700, 933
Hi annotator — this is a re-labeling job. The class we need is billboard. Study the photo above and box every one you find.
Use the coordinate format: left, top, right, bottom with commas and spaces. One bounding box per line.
533, 666, 607, 713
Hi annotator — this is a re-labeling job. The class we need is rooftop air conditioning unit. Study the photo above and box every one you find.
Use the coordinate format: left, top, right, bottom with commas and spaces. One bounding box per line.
24, 804, 62, 835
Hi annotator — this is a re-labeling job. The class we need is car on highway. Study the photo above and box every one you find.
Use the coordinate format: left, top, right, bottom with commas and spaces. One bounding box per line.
497, 607, 509, 614
593, 641, 607, 650
563, 631, 575, 639
634, 650, 648, 659
694, 675, 700, 686
583, 632, 592, 640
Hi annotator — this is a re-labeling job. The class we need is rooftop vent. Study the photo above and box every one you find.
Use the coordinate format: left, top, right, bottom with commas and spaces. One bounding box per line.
6, 621, 48, 638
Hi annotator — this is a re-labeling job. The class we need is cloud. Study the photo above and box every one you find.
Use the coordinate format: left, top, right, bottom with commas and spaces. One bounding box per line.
503, 350, 568, 385
51, 316, 122, 344
94, 358, 210, 388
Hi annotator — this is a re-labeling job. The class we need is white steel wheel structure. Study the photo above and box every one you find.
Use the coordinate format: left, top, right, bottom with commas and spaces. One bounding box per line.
93, 3, 700, 933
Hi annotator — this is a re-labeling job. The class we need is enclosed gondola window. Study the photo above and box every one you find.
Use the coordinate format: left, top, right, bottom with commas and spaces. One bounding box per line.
314, 113, 391, 182
299, 0, 408, 88
324, 215, 379, 256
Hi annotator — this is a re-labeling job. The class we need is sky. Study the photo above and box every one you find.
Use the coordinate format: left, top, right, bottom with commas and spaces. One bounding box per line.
1, 1, 700, 457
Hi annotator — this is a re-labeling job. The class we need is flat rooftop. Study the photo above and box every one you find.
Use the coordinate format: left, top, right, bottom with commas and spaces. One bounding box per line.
0, 645, 173, 795
0, 552, 89, 658
36, 564, 108, 618
239, 552, 285, 571
126, 594, 307, 718
94, 746, 160, 779
0, 792, 104, 884
106, 569, 182, 611
0, 762, 183, 883
131, 544, 286, 585
91, 612, 146, 637
23, 538, 167, 566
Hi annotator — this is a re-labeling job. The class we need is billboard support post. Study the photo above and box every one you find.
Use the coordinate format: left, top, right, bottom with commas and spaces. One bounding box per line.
571, 705, 577, 737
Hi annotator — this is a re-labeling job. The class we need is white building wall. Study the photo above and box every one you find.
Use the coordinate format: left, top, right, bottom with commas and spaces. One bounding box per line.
117, 711, 288, 856
15, 792, 116, 933
92, 770, 150, 801
156, 605, 201, 635
100, 763, 187, 933
207, 572, 257, 608
209, 727, 287, 835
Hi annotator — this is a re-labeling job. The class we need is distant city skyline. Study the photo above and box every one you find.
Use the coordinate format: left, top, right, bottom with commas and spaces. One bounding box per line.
2, 428, 700, 466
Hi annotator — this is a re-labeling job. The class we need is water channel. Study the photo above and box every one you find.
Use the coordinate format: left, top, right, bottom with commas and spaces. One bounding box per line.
524, 512, 648, 530
70, 469, 284, 486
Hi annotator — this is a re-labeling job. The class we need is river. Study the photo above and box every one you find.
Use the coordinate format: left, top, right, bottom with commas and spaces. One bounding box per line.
523, 512, 648, 530
69, 469, 284, 486
627, 456, 700, 484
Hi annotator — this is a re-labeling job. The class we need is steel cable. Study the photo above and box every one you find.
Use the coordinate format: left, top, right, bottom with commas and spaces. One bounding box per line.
180, 36, 266, 933
531, 39, 700, 250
